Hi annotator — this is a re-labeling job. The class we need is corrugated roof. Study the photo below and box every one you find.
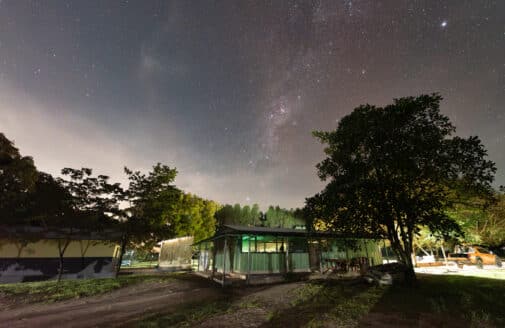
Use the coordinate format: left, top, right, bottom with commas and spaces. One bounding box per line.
220, 224, 310, 236
193, 224, 378, 245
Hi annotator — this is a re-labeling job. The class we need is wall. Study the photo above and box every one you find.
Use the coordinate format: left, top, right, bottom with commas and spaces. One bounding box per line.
0, 238, 119, 283
213, 236, 311, 274
158, 236, 193, 271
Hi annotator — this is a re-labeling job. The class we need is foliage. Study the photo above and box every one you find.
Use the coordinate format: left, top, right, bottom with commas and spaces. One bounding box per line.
306, 94, 496, 282
448, 193, 505, 247
0, 133, 38, 223
215, 203, 259, 226
121, 164, 182, 251
265, 205, 305, 228
52, 168, 122, 280
215, 203, 304, 228
172, 193, 218, 242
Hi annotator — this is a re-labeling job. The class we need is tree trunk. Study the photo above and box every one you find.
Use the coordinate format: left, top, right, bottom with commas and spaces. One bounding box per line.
387, 224, 417, 285
115, 236, 128, 277
57, 239, 70, 282
79, 240, 91, 272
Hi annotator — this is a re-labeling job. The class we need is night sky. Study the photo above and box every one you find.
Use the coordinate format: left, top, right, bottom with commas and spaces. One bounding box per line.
1, 1, 504, 209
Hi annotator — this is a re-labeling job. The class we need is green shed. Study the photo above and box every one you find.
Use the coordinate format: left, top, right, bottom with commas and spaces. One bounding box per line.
194, 225, 382, 285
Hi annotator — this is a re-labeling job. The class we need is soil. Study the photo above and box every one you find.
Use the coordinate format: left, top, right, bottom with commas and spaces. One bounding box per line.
194, 282, 306, 328
0, 276, 224, 328
0, 275, 476, 328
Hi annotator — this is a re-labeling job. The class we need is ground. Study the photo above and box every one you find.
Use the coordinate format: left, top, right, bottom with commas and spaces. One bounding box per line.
1, 270, 505, 327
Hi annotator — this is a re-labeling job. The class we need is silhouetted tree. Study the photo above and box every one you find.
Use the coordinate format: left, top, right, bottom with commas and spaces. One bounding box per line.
306, 94, 496, 283
116, 164, 182, 274
0, 133, 38, 222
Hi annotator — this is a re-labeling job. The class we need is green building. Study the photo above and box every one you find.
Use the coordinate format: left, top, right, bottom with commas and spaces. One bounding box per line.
195, 225, 382, 285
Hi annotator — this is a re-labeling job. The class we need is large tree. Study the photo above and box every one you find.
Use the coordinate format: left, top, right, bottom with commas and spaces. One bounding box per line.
0, 133, 38, 222
306, 94, 496, 282
115, 164, 183, 273
52, 168, 121, 280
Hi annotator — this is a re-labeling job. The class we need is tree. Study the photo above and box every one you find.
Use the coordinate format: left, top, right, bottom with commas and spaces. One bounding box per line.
54, 168, 121, 281
250, 204, 260, 226
0, 133, 38, 222
172, 193, 218, 241
215, 204, 234, 226
449, 193, 505, 247
306, 94, 496, 283
116, 164, 182, 274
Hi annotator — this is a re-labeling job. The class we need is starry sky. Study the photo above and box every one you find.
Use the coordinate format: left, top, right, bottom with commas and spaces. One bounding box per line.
1, 1, 504, 209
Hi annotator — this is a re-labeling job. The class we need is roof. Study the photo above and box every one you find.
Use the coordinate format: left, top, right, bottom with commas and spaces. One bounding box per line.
194, 224, 377, 244
0, 225, 122, 241
220, 224, 310, 236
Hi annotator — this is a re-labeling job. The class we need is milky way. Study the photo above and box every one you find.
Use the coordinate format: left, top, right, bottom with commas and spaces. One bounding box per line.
1, 1, 504, 208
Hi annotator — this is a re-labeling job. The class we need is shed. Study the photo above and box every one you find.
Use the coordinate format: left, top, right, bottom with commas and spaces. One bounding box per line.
194, 225, 382, 285
158, 236, 194, 271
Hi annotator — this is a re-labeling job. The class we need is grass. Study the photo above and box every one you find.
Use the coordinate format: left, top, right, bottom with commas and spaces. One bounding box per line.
265, 274, 505, 327
136, 300, 233, 328
0, 274, 176, 304
268, 279, 386, 327
137, 274, 505, 327
376, 274, 505, 326
136, 292, 262, 327
3, 272, 505, 327
126, 261, 158, 269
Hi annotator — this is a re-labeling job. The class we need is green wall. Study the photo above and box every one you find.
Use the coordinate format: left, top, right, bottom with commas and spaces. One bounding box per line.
212, 236, 382, 274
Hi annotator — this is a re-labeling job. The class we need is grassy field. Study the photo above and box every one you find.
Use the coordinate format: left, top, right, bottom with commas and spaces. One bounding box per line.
0, 274, 176, 304
2, 273, 504, 327
137, 274, 505, 327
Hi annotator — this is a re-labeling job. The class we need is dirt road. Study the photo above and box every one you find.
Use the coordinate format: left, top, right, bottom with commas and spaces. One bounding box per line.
0, 278, 224, 328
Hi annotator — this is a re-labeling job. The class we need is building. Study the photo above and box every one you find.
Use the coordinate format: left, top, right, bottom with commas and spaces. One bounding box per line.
158, 236, 194, 271
194, 225, 382, 285
0, 226, 121, 283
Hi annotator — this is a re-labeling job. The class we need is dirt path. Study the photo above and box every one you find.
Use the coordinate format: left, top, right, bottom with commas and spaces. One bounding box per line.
0, 278, 224, 328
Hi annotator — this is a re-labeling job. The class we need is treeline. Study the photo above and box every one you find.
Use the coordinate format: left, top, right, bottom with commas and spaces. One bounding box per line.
447, 193, 505, 248
215, 204, 305, 228
0, 132, 219, 278
0, 132, 305, 279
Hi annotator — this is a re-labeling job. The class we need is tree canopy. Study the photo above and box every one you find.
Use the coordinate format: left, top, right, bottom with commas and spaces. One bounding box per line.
305, 94, 496, 282
214, 203, 304, 228
0, 133, 38, 222
448, 192, 505, 248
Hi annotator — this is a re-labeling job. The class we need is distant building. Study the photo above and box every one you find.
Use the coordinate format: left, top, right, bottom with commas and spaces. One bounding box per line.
0, 226, 121, 283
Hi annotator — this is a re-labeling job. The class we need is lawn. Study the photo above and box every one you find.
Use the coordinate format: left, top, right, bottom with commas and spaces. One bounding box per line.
0, 273, 176, 304
137, 274, 505, 327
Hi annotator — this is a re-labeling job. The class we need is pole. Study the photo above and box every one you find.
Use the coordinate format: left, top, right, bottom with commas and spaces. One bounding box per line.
247, 235, 251, 284
197, 242, 201, 272
223, 236, 227, 286
285, 237, 290, 273
384, 240, 390, 264
319, 239, 323, 273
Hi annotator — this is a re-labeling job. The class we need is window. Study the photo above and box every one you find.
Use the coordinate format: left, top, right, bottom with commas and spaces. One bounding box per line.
477, 247, 490, 254
289, 237, 308, 253
241, 236, 288, 253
